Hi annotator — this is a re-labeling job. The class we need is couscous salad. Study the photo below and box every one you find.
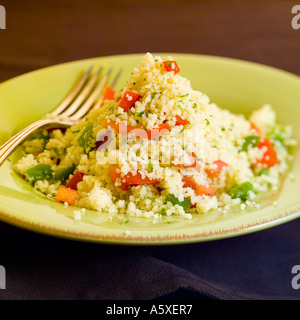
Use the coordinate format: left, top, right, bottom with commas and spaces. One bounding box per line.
14, 53, 296, 220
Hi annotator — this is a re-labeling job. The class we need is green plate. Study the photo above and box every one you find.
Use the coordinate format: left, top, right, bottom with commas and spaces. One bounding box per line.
0, 53, 299, 245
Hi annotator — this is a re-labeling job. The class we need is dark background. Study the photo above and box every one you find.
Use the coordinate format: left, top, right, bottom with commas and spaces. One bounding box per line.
0, 0, 300, 300
0, 0, 300, 82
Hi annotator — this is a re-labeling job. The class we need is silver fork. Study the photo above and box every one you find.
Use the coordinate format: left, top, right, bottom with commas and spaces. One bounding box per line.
0, 67, 122, 166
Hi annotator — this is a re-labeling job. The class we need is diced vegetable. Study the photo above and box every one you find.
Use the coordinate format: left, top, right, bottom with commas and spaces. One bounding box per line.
182, 176, 216, 196
109, 165, 162, 190
55, 186, 78, 206
195, 185, 216, 197
241, 135, 260, 152
99, 86, 115, 107
175, 115, 189, 126
163, 61, 180, 74
146, 123, 170, 139
256, 138, 278, 168
206, 160, 228, 179
166, 194, 191, 211
175, 152, 197, 168
54, 166, 76, 182
65, 171, 85, 190
267, 124, 288, 145
100, 120, 170, 140
148, 162, 153, 172
182, 176, 197, 190
78, 122, 94, 154
26, 164, 52, 183
229, 182, 256, 201
119, 91, 141, 111
258, 167, 269, 176
250, 122, 263, 136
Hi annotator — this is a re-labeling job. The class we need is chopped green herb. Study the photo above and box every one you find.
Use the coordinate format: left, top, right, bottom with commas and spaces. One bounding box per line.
241, 135, 260, 152
148, 162, 153, 172
192, 103, 197, 109
71, 129, 81, 133
267, 124, 288, 145
78, 122, 94, 154
166, 194, 192, 211
137, 111, 145, 117
166, 220, 174, 224
54, 165, 76, 182
229, 182, 256, 201
122, 218, 129, 225
258, 167, 270, 176
26, 164, 52, 183
144, 196, 155, 201
205, 118, 210, 125
159, 207, 167, 215
179, 93, 189, 98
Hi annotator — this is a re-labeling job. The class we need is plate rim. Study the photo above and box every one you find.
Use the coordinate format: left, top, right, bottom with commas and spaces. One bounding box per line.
1, 52, 300, 245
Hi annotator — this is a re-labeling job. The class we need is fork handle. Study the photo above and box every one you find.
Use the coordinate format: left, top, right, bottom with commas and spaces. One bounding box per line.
0, 119, 70, 166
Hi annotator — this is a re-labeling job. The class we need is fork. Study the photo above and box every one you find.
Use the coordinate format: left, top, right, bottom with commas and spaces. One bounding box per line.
0, 67, 122, 166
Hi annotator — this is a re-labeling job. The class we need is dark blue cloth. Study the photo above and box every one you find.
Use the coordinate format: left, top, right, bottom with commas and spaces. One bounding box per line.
0, 217, 300, 300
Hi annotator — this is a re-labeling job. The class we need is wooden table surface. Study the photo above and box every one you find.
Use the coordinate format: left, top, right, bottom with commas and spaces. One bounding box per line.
0, 0, 299, 83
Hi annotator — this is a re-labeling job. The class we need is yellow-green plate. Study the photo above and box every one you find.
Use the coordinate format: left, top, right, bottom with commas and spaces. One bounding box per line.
0, 53, 299, 245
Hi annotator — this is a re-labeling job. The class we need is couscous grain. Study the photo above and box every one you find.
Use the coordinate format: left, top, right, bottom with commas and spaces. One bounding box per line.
14, 53, 296, 220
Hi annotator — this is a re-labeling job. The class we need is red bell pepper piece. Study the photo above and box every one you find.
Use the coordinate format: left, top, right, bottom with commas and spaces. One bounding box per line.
109, 165, 162, 190
256, 138, 278, 168
182, 176, 216, 197
119, 90, 141, 111
206, 160, 228, 179
65, 172, 85, 190
175, 115, 190, 126
163, 61, 180, 75
101, 120, 170, 140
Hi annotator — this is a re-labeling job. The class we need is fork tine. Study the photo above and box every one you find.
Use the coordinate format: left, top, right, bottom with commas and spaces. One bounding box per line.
110, 68, 122, 88
69, 68, 113, 121
58, 67, 103, 118
50, 66, 92, 117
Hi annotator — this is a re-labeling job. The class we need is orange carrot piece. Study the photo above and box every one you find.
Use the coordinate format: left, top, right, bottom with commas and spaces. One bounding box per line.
55, 186, 78, 206
99, 87, 115, 107
250, 122, 263, 136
